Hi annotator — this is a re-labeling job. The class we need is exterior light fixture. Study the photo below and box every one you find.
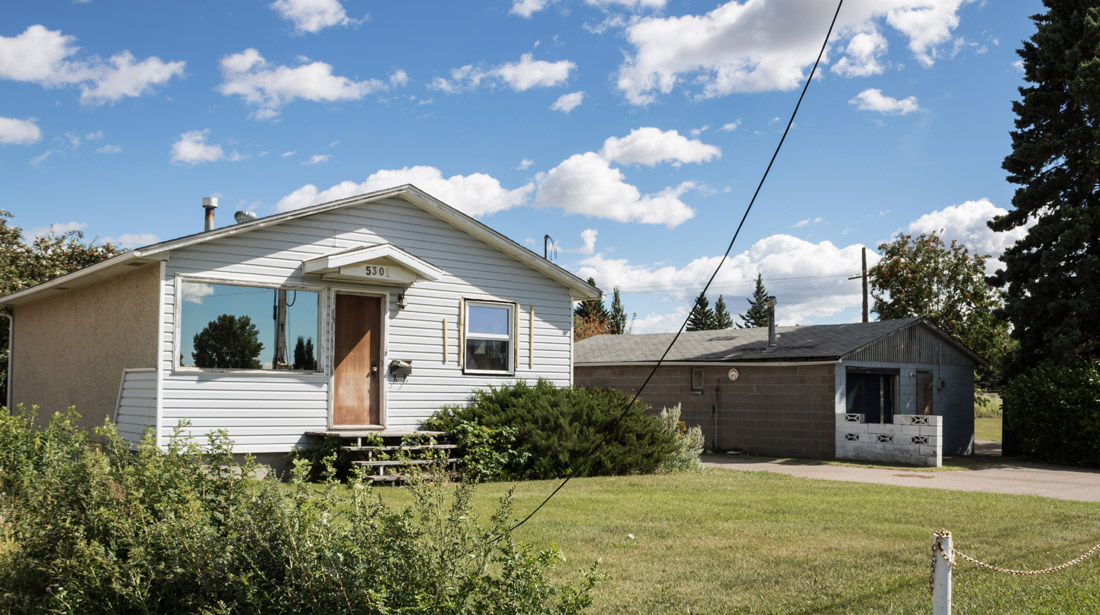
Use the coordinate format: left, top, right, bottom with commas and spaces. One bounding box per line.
398, 293, 408, 310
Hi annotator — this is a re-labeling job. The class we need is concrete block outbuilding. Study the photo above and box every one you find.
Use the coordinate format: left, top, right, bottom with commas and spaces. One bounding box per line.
574, 318, 985, 459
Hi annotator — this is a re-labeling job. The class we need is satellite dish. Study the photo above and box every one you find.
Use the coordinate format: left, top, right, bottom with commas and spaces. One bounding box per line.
234, 210, 258, 224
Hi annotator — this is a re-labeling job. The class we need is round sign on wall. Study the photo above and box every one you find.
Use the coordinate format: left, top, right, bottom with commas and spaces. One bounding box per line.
728, 368, 740, 382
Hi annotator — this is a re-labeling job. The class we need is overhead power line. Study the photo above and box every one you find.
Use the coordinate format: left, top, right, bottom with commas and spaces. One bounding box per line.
501, 0, 846, 538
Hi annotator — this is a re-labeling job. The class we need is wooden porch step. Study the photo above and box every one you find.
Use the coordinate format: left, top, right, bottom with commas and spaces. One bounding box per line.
352, 458, 459, 468
340, 444, 459, 453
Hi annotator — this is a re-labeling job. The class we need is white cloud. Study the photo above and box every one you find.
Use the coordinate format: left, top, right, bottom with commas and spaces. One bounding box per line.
551, 91, 585, 113
1012, 59, 1024, 72
630, 307, 690, 334
85, 130, 103, 141
849, 88, 920, 115
615, 0, 971, 104
432, 53, 575, 93
792, 216, 823, 228
832, 29, 888, 77
598, 127, 720, 167
389, 69, 409, 87
719, 120, 741, 132
95, 144, 121, 154
30, 149, 58, 166
495, 53, 576, 91
511, 0, 553, 18
282, 150, 296, 158
0, 25, 184, 105
218, 48, 384, 119
276, 166, 535, 217
906, 198, 1034, 275
589, 0, 667, 7
576, 234, 874, 328
0, 116, 42, 145
104, 233, 159, 249
271, 0, 351, 33
533, 152, 695, 227
579, 228, 598, 254
303, 154, 330, 165
517, 158, 534, 170
27, 221, 86, 240
182, 282, 215, 305
170, 130, 225, 166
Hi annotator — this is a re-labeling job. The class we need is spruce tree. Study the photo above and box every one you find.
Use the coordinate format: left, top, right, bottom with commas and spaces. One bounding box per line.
738, 274, 771, 328
713, 295, 734, 329
990, 0, 1100, 369
686, 291, 713, 331
574, 276, 610, 327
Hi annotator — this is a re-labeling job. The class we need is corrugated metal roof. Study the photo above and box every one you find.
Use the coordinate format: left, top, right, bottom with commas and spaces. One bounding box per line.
575, 317, 982, 365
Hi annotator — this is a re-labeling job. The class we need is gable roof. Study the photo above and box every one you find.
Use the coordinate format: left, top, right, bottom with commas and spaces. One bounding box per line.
1, 184, 601, 306
575, 317, 986, 366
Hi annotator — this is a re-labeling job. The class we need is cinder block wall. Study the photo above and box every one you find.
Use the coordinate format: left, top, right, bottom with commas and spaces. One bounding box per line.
575, 363, 837, 459
11, 263, 160, 431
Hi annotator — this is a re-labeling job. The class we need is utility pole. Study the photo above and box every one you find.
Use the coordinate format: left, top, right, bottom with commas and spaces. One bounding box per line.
848, 247, 869, 323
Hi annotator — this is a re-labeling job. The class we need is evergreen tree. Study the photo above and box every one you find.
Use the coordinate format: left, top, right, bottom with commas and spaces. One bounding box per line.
573, 276, 610, 327
192, 314, 264, 369
293, 335, 317, 371
738, 274, 771, 328
686, 291, 713, 331
609, 286, 629, 335
713, 295, 734, 329
989, 0, 1100, 369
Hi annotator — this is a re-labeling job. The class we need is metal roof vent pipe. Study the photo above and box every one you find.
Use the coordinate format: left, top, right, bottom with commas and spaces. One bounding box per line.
765, 296, 778, 352
234, 210, 257, 224
202, 197, 218, 231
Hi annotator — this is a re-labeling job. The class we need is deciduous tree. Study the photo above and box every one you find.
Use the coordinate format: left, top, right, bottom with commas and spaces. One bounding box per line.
869, 232, 1010, 384
192, 314, 264, 369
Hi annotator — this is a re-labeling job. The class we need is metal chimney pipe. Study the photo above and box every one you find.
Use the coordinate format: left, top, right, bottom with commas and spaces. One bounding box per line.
765, 296, 777, 352
202, 197, 218, 231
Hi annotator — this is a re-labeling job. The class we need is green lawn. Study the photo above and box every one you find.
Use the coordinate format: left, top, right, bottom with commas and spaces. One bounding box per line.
372, 471, 1100, 614
975, 417, 1003, 442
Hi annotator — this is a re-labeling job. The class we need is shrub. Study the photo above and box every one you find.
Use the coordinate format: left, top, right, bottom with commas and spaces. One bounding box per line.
0, 406, 600, 614
656, 404, 704, 472
424, 379, 678, 480
1002, 361, 1100, 466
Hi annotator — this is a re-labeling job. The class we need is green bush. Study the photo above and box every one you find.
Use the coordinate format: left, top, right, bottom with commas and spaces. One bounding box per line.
0, 406, 600, 614
424, 379, 679, 480
1002, 361, 1100, 466
656, 404, 704, 472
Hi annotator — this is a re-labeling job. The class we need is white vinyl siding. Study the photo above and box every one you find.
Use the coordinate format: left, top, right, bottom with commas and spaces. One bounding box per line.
115, 369, 157, 446
157, 197, 574, 453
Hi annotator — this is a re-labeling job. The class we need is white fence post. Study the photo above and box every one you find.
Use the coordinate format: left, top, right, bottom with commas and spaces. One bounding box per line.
933, 530, 953, 615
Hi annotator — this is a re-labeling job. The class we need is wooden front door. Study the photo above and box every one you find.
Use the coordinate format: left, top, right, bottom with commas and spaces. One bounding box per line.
916, 371, 934, 416
333, 294, 381, 426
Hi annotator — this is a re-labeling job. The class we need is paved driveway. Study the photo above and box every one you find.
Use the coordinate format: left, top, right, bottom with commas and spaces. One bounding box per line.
702, 452, 1100, 502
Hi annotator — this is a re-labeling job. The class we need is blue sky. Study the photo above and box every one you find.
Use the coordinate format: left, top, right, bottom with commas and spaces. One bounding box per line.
1, 0, 1041, 331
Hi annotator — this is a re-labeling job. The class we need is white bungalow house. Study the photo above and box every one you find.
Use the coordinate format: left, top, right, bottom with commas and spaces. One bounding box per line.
1, 185, 599, 463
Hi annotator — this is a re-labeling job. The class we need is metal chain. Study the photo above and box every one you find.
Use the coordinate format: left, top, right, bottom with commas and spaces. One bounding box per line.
953, 540, 1100, 576
929, 528, 1100, 594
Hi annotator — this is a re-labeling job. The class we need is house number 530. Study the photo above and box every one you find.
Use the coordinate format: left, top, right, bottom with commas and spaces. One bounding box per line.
366, 266, 389, 277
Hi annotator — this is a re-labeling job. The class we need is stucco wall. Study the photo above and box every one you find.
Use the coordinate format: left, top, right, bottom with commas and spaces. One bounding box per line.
11, 263, 160, 431
575, 363, 837, 459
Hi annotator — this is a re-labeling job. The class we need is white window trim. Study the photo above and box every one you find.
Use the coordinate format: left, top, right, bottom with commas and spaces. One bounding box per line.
173, 275, 326, 375
463, 299, 516, 376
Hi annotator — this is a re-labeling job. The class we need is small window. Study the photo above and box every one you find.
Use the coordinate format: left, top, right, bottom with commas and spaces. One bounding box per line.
464, 301, 514, 374
179, 280, 319, 371
691, 367, 704, 392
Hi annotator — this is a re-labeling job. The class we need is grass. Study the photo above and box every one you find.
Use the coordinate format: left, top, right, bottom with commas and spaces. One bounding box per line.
369, 470, 1100, 614
976, 417, 1003, 442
